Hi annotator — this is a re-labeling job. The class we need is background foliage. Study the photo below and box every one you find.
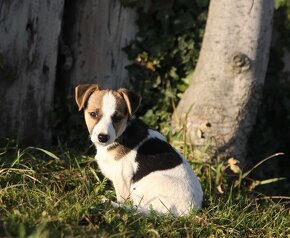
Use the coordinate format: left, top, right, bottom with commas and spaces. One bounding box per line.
123, 0, 208, 129
1, 1, 290, 236
122, 0, 290, 195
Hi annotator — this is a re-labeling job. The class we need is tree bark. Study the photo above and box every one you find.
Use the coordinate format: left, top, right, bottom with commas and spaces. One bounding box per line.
59, 0, 137, 96
173, 0, 274, 163
0, 0, 64, 145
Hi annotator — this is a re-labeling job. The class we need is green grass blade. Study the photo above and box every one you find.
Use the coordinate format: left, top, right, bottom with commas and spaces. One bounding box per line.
28, 147, 60, 160
242, 153, 284, 179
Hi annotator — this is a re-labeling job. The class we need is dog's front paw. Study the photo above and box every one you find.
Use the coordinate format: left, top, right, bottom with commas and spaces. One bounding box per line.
100, 197, 109, 204
99, 197, 121, 208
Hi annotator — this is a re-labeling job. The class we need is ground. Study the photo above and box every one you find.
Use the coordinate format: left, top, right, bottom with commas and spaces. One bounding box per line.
0, 133, 289, 237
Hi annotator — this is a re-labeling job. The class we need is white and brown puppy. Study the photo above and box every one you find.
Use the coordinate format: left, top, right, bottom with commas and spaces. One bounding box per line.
75, 84, 203, 216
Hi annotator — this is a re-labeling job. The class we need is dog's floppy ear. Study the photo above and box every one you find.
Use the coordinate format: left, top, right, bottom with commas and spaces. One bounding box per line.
75, 84, 100, 111
118, 88, 141, 116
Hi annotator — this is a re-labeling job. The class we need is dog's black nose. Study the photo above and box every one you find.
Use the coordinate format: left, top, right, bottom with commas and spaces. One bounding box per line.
98, 134, 110, 143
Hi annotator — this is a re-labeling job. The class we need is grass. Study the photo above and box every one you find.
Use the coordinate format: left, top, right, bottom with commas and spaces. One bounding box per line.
0, 134, 290, 238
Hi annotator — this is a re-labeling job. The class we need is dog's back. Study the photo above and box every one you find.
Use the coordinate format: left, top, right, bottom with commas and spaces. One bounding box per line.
98, 118, 203, 216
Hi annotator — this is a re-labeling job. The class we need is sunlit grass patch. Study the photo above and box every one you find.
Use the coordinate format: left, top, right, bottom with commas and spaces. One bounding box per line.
0, 138, 289, 237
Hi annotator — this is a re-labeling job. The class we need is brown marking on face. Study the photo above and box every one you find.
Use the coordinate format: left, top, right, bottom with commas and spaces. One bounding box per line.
111, 91, 129, 137
84, 90, 130, 137
117, 88, 141, 116
75, 84, 100, 111
76, 84, 143, 161
84, 90, 108, 134
103, 91, 133, 160
105, 92, 141, 161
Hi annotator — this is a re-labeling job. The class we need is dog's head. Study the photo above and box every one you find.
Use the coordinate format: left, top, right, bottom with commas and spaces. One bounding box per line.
75, 84, 141, 146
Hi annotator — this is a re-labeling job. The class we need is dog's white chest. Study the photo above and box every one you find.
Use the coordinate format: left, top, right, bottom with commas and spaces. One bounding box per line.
95, 146, 140, 202
95, 146, 138, 182
95, 147, 118, 180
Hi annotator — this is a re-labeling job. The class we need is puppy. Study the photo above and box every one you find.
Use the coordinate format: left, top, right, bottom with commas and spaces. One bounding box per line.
75, 84, 203, 216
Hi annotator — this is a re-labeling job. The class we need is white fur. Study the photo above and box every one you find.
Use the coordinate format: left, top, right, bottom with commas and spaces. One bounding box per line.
92, 93, 203, 216
91, 92, 117, 145
130, 157, 203, 216
96, 145, 138, 202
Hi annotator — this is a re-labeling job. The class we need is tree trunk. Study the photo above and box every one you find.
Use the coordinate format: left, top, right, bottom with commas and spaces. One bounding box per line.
59, 0, 137, 96
0, 0, 64, 145
173, 0, 274, 163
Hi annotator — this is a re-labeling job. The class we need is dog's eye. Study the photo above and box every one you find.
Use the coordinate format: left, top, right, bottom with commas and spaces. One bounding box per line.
112, 113, 122, 123
89, 112, 97, 118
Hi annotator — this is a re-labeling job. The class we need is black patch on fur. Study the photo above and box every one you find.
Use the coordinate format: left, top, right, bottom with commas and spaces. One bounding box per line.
107, 118, 149, 157
132, 138, 183, 183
